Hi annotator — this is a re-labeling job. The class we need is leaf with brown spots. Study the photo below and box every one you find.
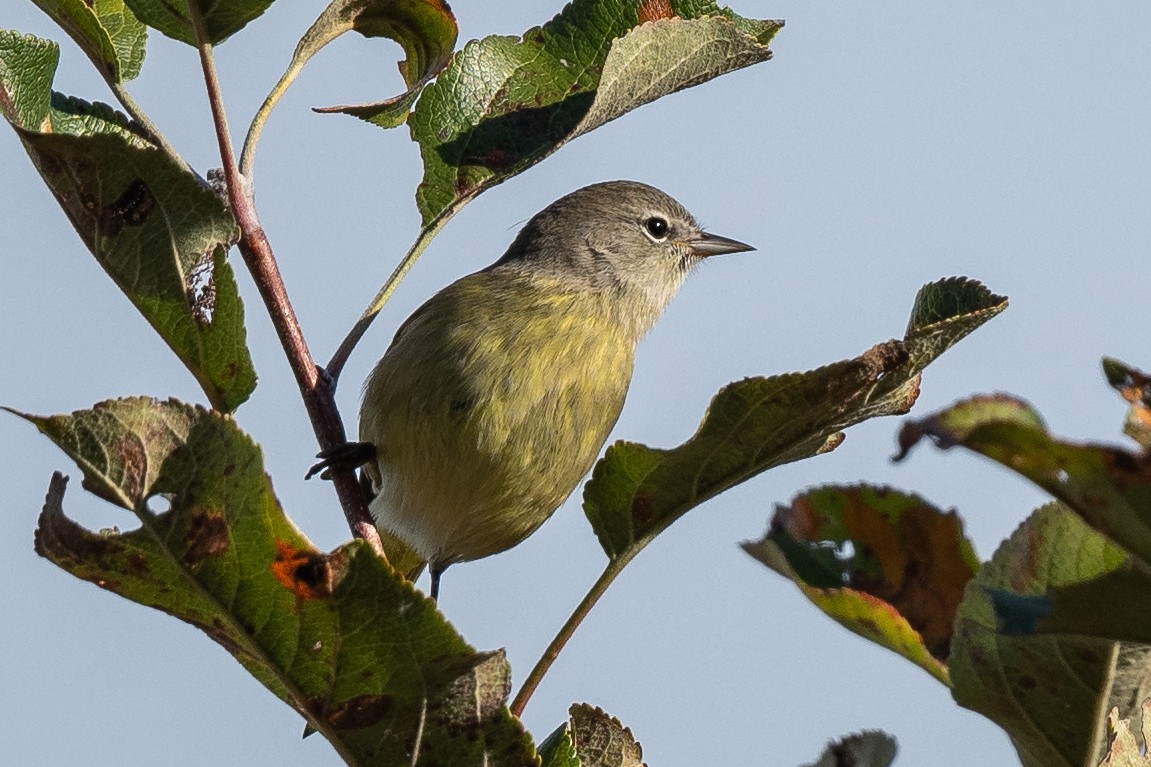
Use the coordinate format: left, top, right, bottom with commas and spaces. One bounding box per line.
183, 507, 229, 565
0, 31, 255, 412
407, 0, 782, 227
947, 503, 1149, 767
585, 278, 1006, 562
271, 539, 332, 599
896, 392, 1151, 569
743, 485, 979, 685
19, 399, 536, 766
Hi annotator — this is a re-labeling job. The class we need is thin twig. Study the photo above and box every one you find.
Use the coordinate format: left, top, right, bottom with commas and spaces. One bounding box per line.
239, 55, 306, 179
326, 205, 457, 384
184, 1, 385, 559
510, 552, 634, 717
108, 82, 189, 170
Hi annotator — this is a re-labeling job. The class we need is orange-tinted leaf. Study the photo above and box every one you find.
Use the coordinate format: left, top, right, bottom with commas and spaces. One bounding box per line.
897, 393, 1151, 570
637, 0, 675, 24
1103, 357, 1151, 449
20, 399, 536, 765
271, 539, 333, 599
745, 485, 979, 684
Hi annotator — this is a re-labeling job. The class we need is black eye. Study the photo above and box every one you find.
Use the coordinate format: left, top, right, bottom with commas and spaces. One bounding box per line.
644, 216, 669, 240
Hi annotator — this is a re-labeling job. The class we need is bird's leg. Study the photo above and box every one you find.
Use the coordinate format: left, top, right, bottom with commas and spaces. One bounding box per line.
429, 563, 447, 603
305, 441, 377, 480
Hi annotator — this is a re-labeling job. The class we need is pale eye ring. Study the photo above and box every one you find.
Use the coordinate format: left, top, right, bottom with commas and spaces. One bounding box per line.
644, 216, 670, 240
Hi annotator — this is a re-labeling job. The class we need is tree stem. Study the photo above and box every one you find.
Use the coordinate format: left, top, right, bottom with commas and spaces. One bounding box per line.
186, 2, 385, 558
326, 212, 451, 384
510, 552, 633, 717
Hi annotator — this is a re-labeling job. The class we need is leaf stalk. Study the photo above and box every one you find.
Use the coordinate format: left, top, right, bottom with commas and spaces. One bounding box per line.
511, 550, 635, 717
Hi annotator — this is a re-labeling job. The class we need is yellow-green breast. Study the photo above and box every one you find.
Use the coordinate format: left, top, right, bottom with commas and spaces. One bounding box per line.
360, 269, 636, 568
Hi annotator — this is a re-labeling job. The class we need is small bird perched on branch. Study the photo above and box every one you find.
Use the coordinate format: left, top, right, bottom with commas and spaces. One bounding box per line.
349, 180, 753, 599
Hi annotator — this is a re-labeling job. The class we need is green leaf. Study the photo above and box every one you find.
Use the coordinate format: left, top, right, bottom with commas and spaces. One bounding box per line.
30, 0, 147, 82
0, 29, 58, 130
585, 278, 1006, 563
895, 392, 1151, 571
904, 276, 1012, 364
122, 0, 273, 46
46, 90, 148, 139
568, 704, 644, 767
307, 0, 458, 128
744, 485, 979, 685
537, 704, 648, 767
22, 398, 537, 766
948, 503, 1143, 767
800, 731, 899, 767
0, 31, 256, 412
539, 724, 581, 767
407, 1, 783, 226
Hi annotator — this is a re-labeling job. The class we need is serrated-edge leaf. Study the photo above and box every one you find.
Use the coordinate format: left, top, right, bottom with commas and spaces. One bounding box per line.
904, 277, 1008, 366
409, 2, 782, 226
48, 91, 150, 143
0, 29, 59, 130
567, 704, 644, 767
585, 278, 1004, 562
30, 0, 147, 82
23, 398, 537, 766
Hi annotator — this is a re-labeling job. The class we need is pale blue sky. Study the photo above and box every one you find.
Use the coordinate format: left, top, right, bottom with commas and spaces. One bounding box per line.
3, 2, 1148, 765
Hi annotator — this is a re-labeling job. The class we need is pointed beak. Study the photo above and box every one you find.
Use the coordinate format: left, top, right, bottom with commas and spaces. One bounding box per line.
688, 231, 756, 257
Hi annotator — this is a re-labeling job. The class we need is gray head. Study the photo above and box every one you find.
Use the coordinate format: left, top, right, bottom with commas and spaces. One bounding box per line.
492, 180, 753, 337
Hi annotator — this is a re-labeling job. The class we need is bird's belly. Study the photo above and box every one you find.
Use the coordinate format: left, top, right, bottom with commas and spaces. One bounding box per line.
360, 282, 634, 567
370, 462, 566, 566
369, 390, 619, 565
366, 350, 630, 564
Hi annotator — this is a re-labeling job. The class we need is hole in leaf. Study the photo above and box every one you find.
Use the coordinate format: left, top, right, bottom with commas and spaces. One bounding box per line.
188, 252, 217, 325
145, 494, 172, 514
837, 540, 856, 560
55, 489, 143, 533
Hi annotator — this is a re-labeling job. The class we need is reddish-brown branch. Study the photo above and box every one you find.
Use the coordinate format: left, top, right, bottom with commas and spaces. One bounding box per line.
188, 6, 385, 558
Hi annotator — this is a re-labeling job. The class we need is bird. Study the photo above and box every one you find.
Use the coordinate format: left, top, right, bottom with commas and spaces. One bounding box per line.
354, 180, 752, 600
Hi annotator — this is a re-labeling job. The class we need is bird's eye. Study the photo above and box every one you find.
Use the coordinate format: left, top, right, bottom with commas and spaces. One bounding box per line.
644, 216, 670, 240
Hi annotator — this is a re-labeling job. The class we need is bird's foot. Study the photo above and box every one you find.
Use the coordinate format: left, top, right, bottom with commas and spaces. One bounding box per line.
305, 441, 377, 480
